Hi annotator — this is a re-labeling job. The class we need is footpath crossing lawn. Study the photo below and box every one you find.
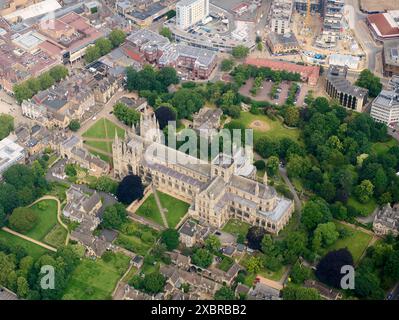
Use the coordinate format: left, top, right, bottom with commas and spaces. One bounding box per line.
136, 191, 190, 228
82, 118, 125, 164
0, 229, 48, 259
63, 252, 130, 300
83, 118, 125, 139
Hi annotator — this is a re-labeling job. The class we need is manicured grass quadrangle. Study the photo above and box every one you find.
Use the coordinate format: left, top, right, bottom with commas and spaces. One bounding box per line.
222, 219, 251, 239
136, 191, 189, 228
82, 118, 125, 139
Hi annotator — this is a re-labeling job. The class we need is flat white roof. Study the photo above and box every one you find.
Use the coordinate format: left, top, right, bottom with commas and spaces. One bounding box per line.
4, 0, 62, 21
0, 137, 25, 175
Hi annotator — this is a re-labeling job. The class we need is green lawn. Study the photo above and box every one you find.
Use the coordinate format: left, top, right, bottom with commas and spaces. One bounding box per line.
235, 111, 301, 143
63, 252, 130, 300
136, 194, 164, 226
326, 221, 373, 263
217, 255, 234, 272
114, 221, 159, 256
44, 224, 68, 248
241, 253, 286, 283
82, 118, 125, 139
23, 199, 67, 247
158, 191, 190, 228
0, 229, 49, 259
84, 140, 111, 153
371, 138, 398, 156
135, 191, 189, 228
82, 118, 125, 165
347, 197, 377, 217
222, 219, 251, 239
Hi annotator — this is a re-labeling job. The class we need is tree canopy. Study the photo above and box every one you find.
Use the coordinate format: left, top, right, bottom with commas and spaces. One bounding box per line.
116, 175, 144, 204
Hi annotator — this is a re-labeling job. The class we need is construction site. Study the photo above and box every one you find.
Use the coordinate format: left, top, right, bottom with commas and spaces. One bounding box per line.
289, 0, 366, 70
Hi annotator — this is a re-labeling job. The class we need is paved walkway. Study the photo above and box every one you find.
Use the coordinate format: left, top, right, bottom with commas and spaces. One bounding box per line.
152, 185, 169, 228
1, 227, 57, 252
279, 167, 302, 213
128, 215, 165, 232
257, 275, 284, 291
29, 195, 70, 245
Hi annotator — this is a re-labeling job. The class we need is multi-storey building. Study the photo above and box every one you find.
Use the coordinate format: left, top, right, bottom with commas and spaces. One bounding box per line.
370, 78, 399, 126
112, 107, 294, 234
269, 0, 293, 35
176, 0, 209, 30
325, 66, 368, 112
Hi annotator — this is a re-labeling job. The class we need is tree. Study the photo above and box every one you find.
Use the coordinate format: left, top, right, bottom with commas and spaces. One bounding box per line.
109, 29, 126, 47
284, 107, 300, 127
253, 160, 266, 171
246, 256, 262, 274
354, 267, 385, 300
16, 276, 29, 298
116, 175, 144, 204
246, 226, 265, 250
113, 102, 140, 126
38, 73, 55, 90
158, 67, 179, 88
95, 38, 113, 56
68, 119, 80, 132
65, 164, 77, 177
85, 45, 101, 63
48, 65, 69, 82
0, 114, 14, 140
154, 105, 177, 130
102, 203, 127, 229
205, 235, 221, 253
301, 198, 332, 231
232, 45, 250, 59
220, 59, 234, 72
0, 206, 5, 228
282, 285, 321, 300
266, 156, 279, 176
142, 272, 166, 294
214, 286, 235, 300
286, 154, 310, 178
9, 207, 38, 233
355, 69, 382, 97
312, 222, 339, 253
355, 180, 374, 204
315, 248, 354, 288
290, 261, 311, 284
159, 27, 173, 41
161, 229, 180, 251
191, 248, 213, 268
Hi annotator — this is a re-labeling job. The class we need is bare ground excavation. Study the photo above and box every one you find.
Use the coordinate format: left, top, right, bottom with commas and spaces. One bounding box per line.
360, 0, 398, 12
249, 119, 271, 132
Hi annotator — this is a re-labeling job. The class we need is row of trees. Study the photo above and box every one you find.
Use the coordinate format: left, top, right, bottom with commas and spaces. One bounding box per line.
113, 102, 141, 126
13, 65, 69, 104
85, 29, 127, 63
0, 114, 14, 140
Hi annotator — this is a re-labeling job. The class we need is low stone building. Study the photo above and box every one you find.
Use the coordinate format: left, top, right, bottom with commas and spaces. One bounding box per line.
192, 108, 223, 139
373, 203, 399, 236
266, 32, 300, 54
60, 135, 110, 176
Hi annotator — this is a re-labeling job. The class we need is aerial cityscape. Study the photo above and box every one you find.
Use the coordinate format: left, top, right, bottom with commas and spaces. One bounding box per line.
0, 0, 399, 303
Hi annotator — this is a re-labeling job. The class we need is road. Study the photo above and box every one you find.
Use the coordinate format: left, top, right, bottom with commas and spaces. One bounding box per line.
344, 0, 382, 72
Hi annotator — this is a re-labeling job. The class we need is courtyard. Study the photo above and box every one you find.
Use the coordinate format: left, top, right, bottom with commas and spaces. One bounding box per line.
135, 191, 190, 229
82, 118, 126, 164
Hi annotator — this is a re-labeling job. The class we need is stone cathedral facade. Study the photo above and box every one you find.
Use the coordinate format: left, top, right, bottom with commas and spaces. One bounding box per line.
112, 109, 294, 234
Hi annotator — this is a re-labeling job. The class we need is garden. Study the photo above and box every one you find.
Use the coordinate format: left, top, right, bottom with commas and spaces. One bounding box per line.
62, 252, 130, 300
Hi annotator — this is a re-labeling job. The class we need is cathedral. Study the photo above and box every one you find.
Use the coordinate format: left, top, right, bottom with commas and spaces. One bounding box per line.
112, 108, 294, 234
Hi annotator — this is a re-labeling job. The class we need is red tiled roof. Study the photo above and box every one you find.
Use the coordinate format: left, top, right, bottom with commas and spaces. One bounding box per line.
121, 45, 144, 63
367, 13, 399, 37
244, 57, 319, 85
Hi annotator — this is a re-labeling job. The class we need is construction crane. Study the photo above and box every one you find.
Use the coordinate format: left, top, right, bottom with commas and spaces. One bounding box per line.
305, 0, 312, 28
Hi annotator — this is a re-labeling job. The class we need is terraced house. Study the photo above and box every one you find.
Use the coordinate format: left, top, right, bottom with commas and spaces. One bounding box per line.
112, 108, 294, 234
